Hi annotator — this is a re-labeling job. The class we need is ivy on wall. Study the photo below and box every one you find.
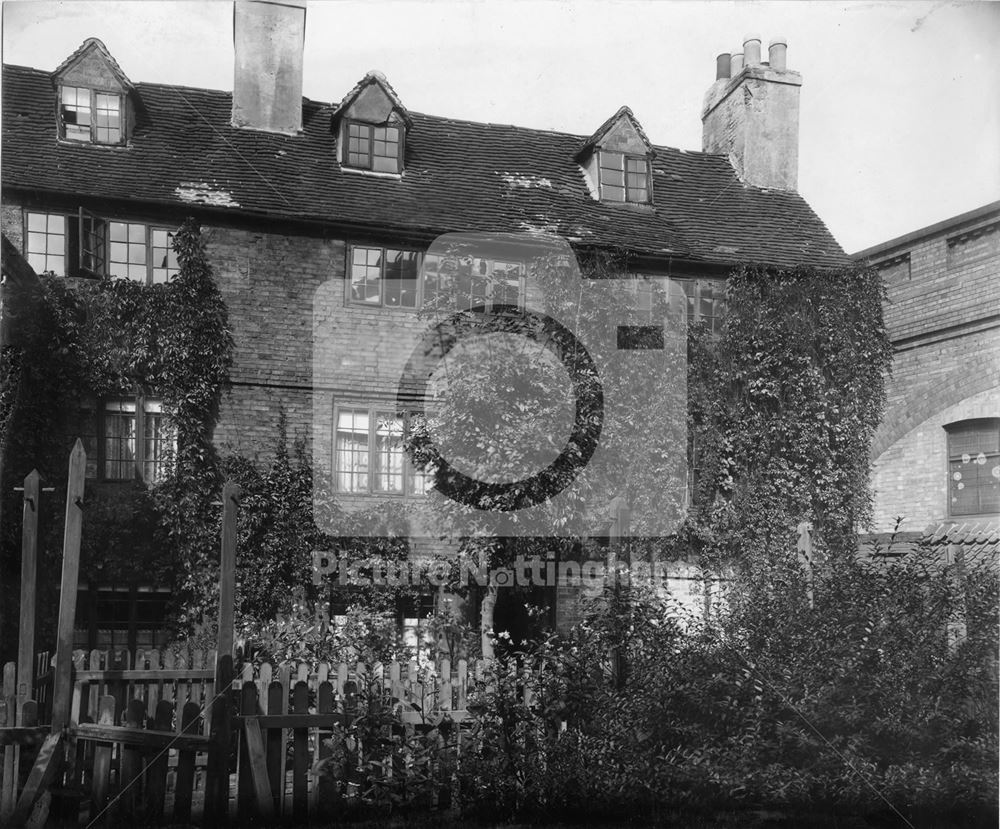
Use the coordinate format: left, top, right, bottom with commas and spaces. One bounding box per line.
683, 262, 893, 563
0, 219, 234, 659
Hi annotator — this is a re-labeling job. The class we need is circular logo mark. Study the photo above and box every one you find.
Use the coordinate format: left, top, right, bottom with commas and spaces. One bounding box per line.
398, 306, 604, 511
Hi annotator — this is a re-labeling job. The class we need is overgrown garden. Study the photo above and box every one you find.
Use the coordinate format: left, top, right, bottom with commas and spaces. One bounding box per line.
0, 223, 996, 826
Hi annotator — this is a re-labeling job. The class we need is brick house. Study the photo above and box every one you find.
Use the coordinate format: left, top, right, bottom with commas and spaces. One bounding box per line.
2, 3, 850, 646
854, 201, 1000, 559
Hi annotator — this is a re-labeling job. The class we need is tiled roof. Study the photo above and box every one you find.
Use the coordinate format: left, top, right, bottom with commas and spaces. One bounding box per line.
2, 64, 849, 269
923, 520, 1000, 564
858, 520, 999, 564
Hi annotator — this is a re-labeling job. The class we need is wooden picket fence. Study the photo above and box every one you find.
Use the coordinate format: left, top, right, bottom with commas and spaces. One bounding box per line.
1, 647, 492, 825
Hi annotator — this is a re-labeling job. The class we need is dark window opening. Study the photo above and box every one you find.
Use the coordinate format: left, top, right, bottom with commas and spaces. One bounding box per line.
947, 419, 1000, 517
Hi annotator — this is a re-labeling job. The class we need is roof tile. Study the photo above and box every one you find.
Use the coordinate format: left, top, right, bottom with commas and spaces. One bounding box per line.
2, 64, 849, 269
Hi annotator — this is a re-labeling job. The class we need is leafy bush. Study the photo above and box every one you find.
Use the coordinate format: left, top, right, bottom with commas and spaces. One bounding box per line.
457, 543, 998, 824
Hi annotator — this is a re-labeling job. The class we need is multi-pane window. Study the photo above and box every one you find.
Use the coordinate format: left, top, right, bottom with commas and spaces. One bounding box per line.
108, 222, 178, 284
349, 246, 419, 307
422, 254, 525, 311
109, 221, 148, 281
59, 86, 122, 144
25, 212, 67, 275
103, 399, 137, 480
150, 229, 180, 283
335, 406, 430, 496
102, 398, 173, 483
679, 278, 726, 337
947, 419, 1000, 517
22, 211, 178, 283
345, 120, 402, 173
599, 151, 651, 204
93, 93, 122, 143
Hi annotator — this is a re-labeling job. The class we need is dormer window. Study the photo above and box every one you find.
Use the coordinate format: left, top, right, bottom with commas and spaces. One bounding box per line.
332, 71, 412, 176
579, 106, 656, 206
60, 86, 123, 144
599, 151, 651, 204
53, 38, 133, 146
346, 120, 403, 173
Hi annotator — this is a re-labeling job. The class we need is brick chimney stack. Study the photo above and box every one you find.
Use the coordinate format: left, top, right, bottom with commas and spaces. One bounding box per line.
232, 0, 306, 134
701, 36, 802, 191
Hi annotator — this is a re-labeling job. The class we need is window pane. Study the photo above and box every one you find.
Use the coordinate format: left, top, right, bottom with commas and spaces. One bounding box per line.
372, 154, 399, 173
143, 404, 173, 483
374, 412, 404, 493
600, 151, 623, 170
25, 212, 66, 275
104, 401, 136, 480
601, 168, 625, 188
350, 246, 382, 304
948, 421, 1000, 456
336, 408, 370, 492
603, 185, 625, 202
151, 228, 179, 282
108, 222, 148, 282
406, 413, 431, 495
60, 86, 91, 141
383, 249, 418, 307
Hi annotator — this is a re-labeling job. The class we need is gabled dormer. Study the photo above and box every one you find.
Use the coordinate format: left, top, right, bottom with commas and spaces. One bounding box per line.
331, 71, 412, 176
53, 38, 134, 146
577, 106, 654, 205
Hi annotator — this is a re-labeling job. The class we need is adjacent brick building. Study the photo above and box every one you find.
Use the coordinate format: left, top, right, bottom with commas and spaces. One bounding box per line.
854, 201, 1000, 554
2, 4, 851, 642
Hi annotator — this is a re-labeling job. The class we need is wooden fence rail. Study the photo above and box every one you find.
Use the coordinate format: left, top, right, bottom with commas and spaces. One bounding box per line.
0, 651, 498, 825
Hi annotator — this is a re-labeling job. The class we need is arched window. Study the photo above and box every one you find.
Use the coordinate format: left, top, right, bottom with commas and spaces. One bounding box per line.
946, 418, 1000, 516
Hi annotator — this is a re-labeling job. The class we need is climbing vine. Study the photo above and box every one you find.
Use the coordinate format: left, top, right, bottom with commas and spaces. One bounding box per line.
0, 219, 234, 658
683, 262, 893, 563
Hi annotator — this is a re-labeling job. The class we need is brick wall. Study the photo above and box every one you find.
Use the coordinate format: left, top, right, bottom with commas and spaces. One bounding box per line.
871, 386, 999, 532
867, 207, 1000, 532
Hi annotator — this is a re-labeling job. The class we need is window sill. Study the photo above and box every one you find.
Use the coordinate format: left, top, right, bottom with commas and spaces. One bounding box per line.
594, 199, 656, 212
340, 166, 403, 181
56, 138, 130, 149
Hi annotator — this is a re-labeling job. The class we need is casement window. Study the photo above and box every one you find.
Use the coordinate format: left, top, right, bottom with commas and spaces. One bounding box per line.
22, 210, 178, 283
107, 222, 179, 284
946, 419, 1000, 517
599, 151, 651, 204
344, 120, 403, 174
678, 278, 726, 337
25, 212, 68, 275
422, 254, 525, 311
59, 86, 123, 145
334, 406, 430, 496
101, 397, 174, 483
349, 246, 420, 307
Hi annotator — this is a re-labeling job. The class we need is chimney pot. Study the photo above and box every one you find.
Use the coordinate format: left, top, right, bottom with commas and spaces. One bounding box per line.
716, 52, 732, 80
702, 35, 802, 191
768, 38, 788, 71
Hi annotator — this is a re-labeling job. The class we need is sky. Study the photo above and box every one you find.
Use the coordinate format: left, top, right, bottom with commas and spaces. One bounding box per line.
2, 0, 998, 253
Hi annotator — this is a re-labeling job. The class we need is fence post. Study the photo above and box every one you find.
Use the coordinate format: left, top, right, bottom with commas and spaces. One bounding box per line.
205, 481, 240, 823
16, 470, 40, 723
796, 521, 814, 610
52, 440, 86, 732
